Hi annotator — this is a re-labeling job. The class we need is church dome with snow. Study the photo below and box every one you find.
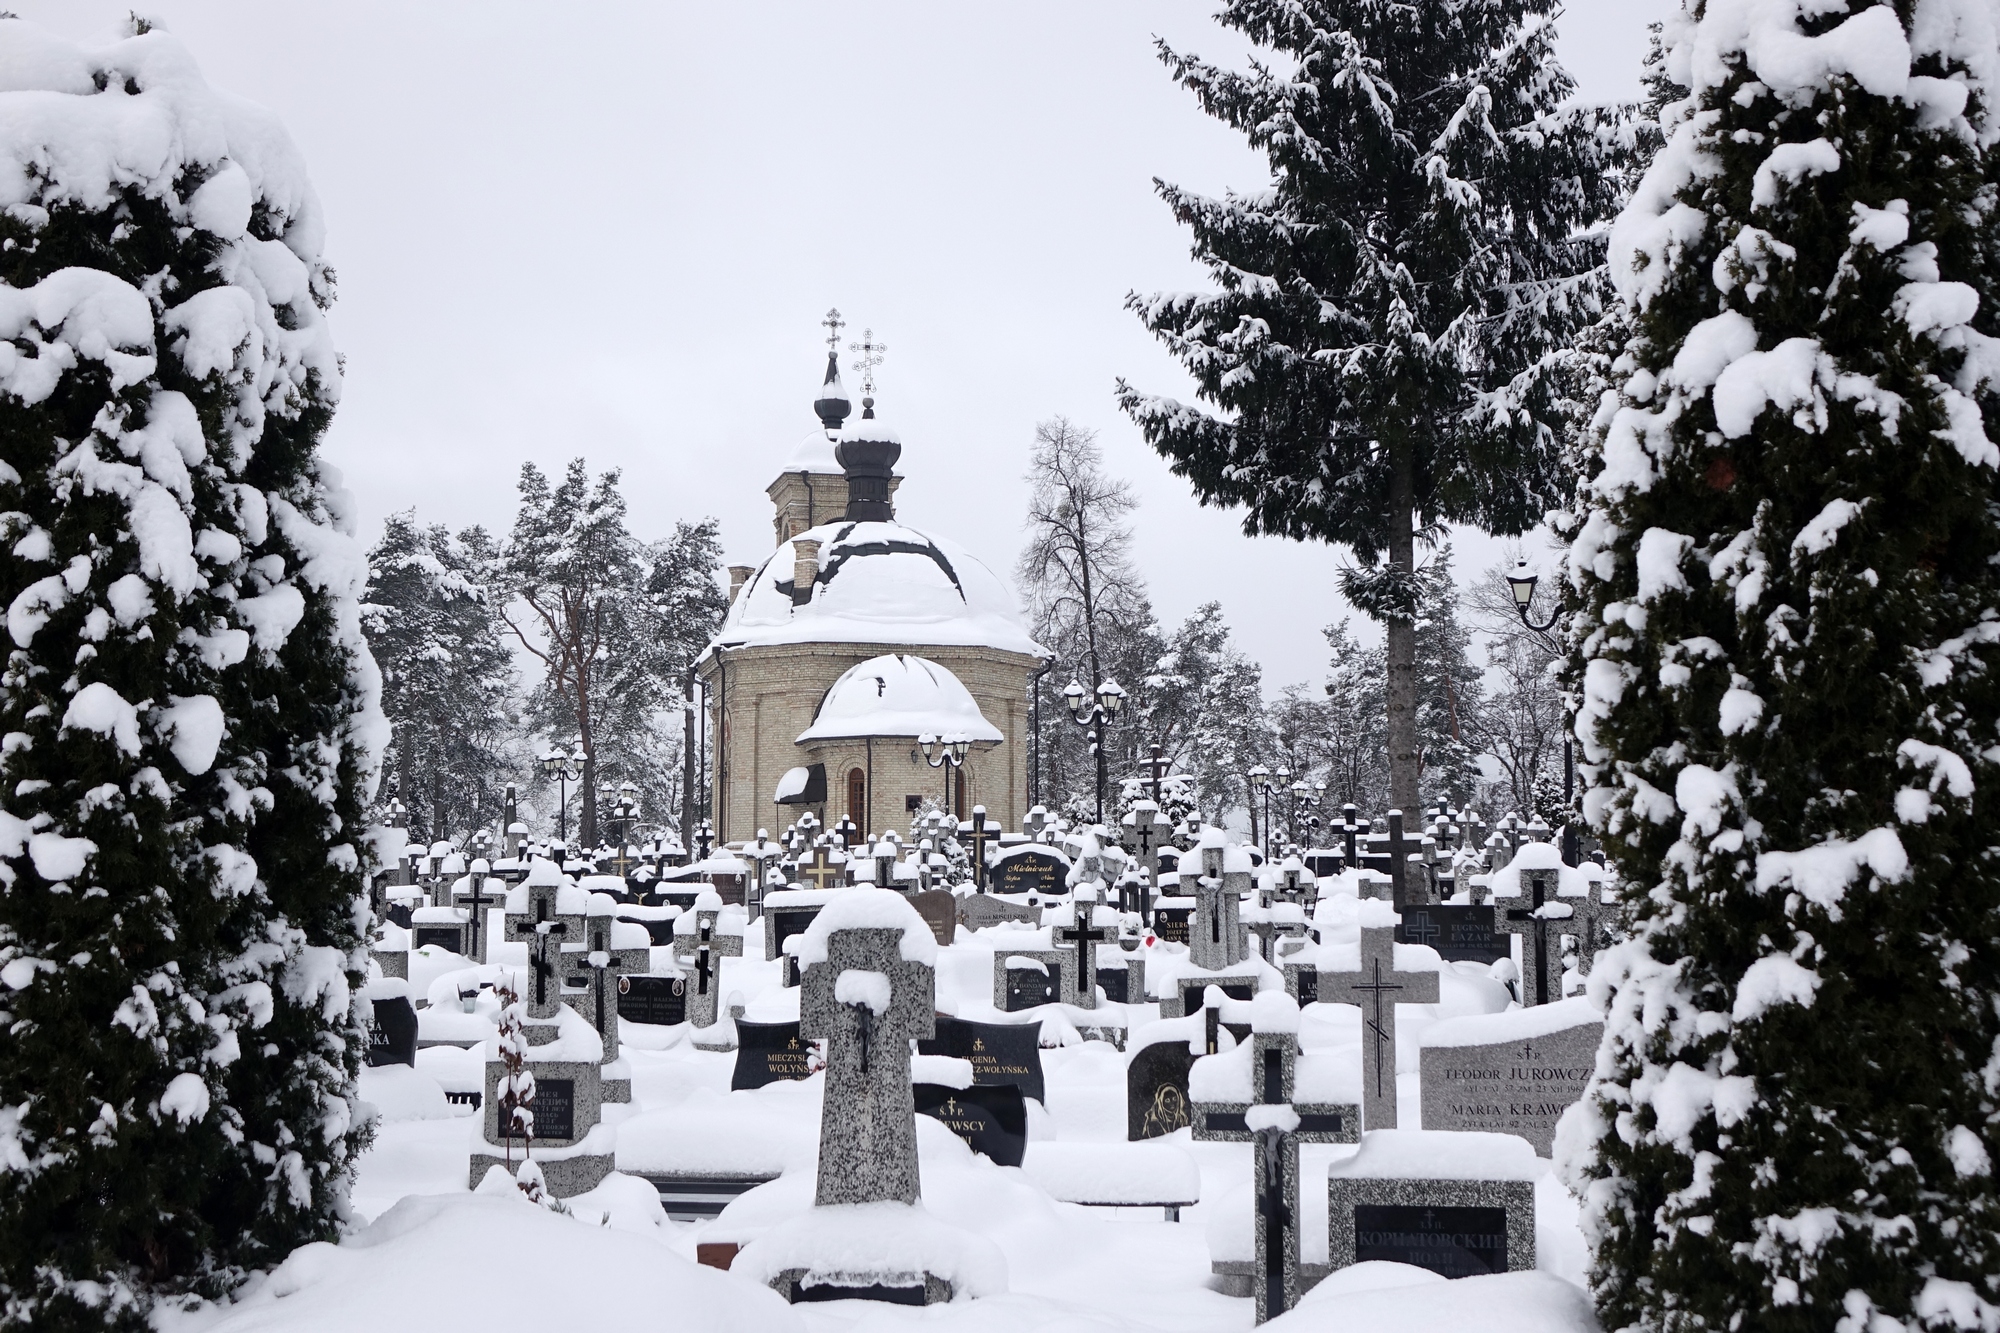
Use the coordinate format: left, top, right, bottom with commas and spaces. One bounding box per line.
796, 654, 1004, 744
714, 518, 1042, 656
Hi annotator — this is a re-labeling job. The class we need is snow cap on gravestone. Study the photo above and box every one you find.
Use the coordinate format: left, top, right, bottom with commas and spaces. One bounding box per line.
793, 887, 938, 969
1251, 990, 1300, 1036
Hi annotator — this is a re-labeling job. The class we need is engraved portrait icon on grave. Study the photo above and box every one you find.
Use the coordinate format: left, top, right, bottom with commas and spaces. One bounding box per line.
1142, 1082, 1190, 1139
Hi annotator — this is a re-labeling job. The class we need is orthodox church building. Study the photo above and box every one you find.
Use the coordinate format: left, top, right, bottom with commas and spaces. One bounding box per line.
696, 342, 1046, 844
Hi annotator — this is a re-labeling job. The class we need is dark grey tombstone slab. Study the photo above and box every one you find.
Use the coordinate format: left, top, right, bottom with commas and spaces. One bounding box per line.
918, 1016, 1044, 1105
1127, 1040, 1193, 1140
914, 1082, 1026, 1167
366, 996, 418, 1067
384, 903, 413, 929
616, 974, 686, 1026
792, 1283, 926, 1306
1097, 966, 1132, 1004
991, 849, 1066, 897
912, 891, 957, 946
958, 894, 1039, 932
730, 1019, 815, 1090
1396, 905, 1507, 964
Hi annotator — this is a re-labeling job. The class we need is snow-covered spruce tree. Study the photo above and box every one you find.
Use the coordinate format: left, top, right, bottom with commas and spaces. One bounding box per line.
1118, 0, 1628, 814
1559, 3, 2000, 1329
361, 512, 516, 845
0, 21, 383, 1328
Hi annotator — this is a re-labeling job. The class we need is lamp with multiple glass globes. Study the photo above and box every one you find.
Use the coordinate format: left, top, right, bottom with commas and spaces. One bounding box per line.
1062, 677, 1126, 826
540, 744, 586, 845
919, 733, 973, 821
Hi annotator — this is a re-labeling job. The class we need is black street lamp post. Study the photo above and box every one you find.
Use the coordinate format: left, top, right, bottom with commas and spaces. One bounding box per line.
1062, 677, 1127, 826
919, 733, 972, 821
1506, 562, 1579, 868
541, 744, 586, 846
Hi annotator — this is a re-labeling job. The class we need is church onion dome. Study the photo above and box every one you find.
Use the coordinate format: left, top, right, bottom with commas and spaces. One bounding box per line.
797, 654, 1003, 744
785, 428, 844, 475
711, 519, 1046, 657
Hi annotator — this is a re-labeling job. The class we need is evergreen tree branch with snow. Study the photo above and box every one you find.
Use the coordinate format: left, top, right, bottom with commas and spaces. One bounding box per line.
1558, 2, 2000, 1328
0, 19, 384, 1327
1119, 0, 1630, 814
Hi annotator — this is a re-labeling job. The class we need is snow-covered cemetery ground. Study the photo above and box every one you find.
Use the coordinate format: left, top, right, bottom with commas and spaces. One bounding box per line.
6, 2, 2000, 1332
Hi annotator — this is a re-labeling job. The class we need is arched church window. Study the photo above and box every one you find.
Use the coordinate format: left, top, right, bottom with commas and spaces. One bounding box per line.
847, 768, 866, 825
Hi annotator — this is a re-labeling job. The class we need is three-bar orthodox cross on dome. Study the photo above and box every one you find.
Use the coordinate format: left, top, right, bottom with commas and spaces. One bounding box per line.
850, 328, 888, 411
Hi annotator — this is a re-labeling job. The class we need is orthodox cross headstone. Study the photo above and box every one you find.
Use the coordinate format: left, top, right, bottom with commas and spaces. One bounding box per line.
800, 845, 845, 891
800, 925, 935, 1206
1339, 805, 1363, 870
1317, 925, 1439, 1129
743, 831, 781, 916
1191, 1002, 1358, 1323
1190, 844, 1248, 972
1143, 743, 1171, 805
964, 806, 995, 889
1121, 802, 1167, 922
1055, 900, 1108, 1009
1496, 866, 1567, 1006
833, 816, 860, 850
456, 860, 495, 963
1023, 806, 1054, 843
1563, 875, 1620, 975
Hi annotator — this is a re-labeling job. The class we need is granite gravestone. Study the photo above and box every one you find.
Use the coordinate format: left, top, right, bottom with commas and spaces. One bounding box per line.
366, 996, 418, 1067
1395, 905, 1507, 964
1127, 1039, 1194, 1141
800, 924, 935, 1207
958, 893, 1039, 932
1098, 965, 1132, 1004
617, 974, 686, 1026
1318, 926, 1439, 1130
1419, 1005, 1603, 1155
1191, 1012, 1359, 1323
991, 848, 1066, 896
731, 1019, 815, 1089
918, 1016, 1045, 1105
914, 1083, 1027, 1168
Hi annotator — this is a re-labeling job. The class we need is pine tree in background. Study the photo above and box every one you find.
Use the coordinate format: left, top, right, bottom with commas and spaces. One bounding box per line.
361, 512, 516, 844
1559, 3, 2000, 1328
1119, 0, 1628, 815
0, 20, 383, 1328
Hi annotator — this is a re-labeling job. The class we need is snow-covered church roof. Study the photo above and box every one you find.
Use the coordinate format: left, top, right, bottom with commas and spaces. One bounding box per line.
797, 654, 1004, 744
710, 519, 1045, 657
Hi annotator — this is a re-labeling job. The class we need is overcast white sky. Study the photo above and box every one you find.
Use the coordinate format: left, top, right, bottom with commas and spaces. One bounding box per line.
21, 0, 1673, 691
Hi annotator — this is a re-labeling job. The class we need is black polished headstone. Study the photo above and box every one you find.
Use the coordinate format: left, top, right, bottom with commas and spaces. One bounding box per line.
522, 1077, 575, 1141
616, 974, 686, 1025
1303, 851, 1342, 877
991, 849, 1066, 897
731, 1020, 815, 1090
1003, 962, 1058, 1011
792, 1283, 924, 1306
1097, 966, 1131, 1004
412, 925, 462, 953
1353, 1203, 1509, 1278
1152, 906, 1193, 945
767, 907, 818, 959
1396, 905, 1507, 964
384, 903, 413, 930
1177, 977, 1255, 1033
618, 914, 678, 947
914, 1082, 1026, 1167
366, 996, 418, 1067
1127, 1039, 1193, 1141
918, 1016, 1044, 1105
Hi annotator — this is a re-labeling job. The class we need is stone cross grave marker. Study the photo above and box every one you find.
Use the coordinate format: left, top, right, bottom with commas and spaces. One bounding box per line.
1564, 874, 1620, 975
800, 844, 845, 891
1191, 1000, 1358, 1323
800, 924, 935, 1206
1318, 925, 1438, 1130
1496, 865, 1566, 1006
1190, 843, 1247, 972
453, 862, 497, 963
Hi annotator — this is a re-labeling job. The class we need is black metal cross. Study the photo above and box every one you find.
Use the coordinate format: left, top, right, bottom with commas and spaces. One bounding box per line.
965, 812, 993, 889
1058, 914, 1108, 999
462, 869, 491, 961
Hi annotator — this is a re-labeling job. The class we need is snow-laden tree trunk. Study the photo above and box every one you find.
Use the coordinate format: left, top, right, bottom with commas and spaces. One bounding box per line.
1384, 448, 1419, 814
1559, 3, 2000, 1328
0, 19, 383, 1327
